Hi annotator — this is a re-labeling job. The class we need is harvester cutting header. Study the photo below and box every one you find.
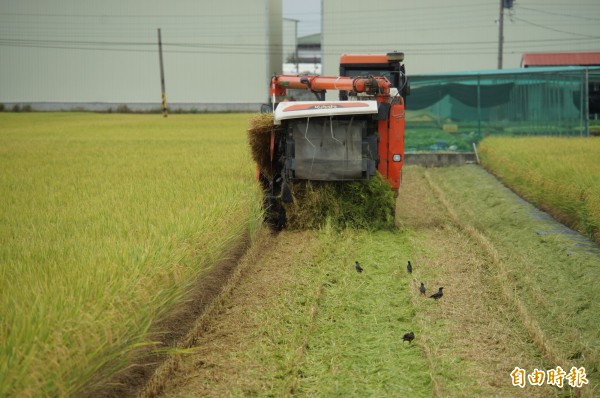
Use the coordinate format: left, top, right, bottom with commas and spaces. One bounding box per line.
250, 52, 409, 229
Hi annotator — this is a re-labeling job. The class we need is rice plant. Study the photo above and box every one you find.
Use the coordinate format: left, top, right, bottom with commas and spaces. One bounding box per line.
478, 136, 600, 244
0, 113, 262, 396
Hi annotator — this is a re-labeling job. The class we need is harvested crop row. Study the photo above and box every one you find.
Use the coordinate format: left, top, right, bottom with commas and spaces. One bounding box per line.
412, 165, 600, 396
153, 165, 599, 397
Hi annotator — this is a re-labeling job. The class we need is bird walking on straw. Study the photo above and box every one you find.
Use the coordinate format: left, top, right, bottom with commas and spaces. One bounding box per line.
402, 331, 415, 344
430, 287, 444, 300
355, 261, 363, 273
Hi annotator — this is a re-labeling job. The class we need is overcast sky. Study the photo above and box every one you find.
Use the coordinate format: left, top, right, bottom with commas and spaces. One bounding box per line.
283, 0, 321, 37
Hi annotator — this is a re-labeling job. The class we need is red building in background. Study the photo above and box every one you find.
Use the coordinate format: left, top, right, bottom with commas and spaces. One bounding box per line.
521, 52, 600, 68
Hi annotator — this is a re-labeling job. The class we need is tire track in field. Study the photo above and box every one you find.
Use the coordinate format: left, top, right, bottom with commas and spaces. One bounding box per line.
90, 233, 255, 398
148, 230, 322, 397
137, 229, 274, 398
287, 283, 325, 396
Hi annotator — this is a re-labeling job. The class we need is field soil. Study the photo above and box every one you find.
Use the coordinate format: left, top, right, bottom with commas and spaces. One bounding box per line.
136, 165, 599, 397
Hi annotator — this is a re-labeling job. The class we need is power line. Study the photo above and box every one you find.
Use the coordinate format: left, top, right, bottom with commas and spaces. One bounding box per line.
0, 4, 491, 19
517, 5, 600, 21
512, 16, 600, 38
1, 35, 598, 50
1, 36, 598, 57
2, 2, 597, 33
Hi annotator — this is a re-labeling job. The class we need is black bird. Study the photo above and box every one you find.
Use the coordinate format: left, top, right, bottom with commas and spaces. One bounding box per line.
430, 287, 444, 300
355, 261, 363, 273
407, 261, 412, 274
402, 331, 415, 344
419, 282, 426, 296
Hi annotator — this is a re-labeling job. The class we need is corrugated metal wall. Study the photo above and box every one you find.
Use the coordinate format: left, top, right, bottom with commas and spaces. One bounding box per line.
0, 0, 282, 108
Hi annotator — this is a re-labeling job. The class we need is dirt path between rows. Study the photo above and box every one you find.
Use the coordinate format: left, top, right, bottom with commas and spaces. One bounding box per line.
139, 230, 320, 397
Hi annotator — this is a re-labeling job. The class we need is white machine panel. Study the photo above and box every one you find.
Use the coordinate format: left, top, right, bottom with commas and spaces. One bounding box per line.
273, 100, 378, 125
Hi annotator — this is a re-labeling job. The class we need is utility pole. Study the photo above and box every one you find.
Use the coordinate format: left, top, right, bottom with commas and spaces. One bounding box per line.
497, 0, 504, 69
157, 28, 168, 117
498, 0, 515, 69
294, 20, 299, 74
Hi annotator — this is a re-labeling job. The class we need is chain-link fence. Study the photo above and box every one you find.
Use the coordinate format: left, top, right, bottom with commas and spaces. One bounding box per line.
405, 66, 600, 152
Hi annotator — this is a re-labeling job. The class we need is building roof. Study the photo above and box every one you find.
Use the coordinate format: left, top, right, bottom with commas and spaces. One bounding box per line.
411, 65, 600, 80
298, 33, 321, 46
521, 52, 600, 67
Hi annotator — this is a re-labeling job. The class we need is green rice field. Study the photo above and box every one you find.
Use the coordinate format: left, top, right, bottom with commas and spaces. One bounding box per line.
478, 136, 600, 244
2, 113, 599, 397
0, 113, 261, 396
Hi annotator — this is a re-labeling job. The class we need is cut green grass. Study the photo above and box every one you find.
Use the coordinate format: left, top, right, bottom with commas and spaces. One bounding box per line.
155, 227, 435, 398
294, 227, 432, 397
415, 165, 600, 396
155, 165, 599, 397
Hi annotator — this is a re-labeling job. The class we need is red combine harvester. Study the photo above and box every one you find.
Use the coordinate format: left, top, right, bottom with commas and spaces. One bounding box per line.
260, 52, 409, 229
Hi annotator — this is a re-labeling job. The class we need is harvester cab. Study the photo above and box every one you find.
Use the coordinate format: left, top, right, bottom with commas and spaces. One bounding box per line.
339, 51, 410, 102
256, 53, 409, 230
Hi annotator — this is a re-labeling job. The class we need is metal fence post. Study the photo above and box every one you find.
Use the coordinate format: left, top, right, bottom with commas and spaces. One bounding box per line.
477, 74, 482, 136
585, 68, 590, 137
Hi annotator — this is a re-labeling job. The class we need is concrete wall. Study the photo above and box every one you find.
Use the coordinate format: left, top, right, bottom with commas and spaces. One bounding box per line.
322, 0, 600, 78
0, 0, 282, 106
0, 102, 261, 112
404, 152, 478, 167
267, 0, 283, 81
283, 18, 298, 63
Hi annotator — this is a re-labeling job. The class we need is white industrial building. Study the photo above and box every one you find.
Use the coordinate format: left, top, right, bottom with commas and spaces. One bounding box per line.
0, 0, 282, 111
283, 18, 298, 64
2, 0, 599, 109
322, 0, 600, 77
